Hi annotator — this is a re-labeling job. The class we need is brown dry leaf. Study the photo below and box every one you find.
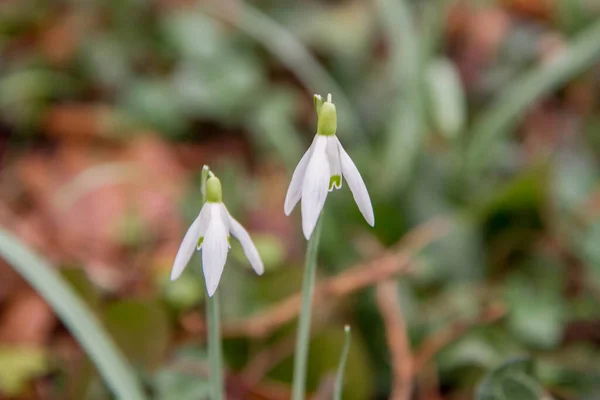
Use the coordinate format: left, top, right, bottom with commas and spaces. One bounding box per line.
501, 0, 553, 20
0, 260, 25, 304
12, 134, 197, 291
448, 4, 511, 91
38, 12, 79, 65
122, 135, 186, 236
42, 104, 112, 141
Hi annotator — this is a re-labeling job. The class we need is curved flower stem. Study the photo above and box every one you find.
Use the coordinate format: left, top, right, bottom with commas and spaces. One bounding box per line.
292, 215, 324, 400
201, 165, 224, 400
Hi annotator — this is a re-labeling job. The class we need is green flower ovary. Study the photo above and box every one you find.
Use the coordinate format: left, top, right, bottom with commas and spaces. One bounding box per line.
316, 101, 337, 136
206, 176, 222, 203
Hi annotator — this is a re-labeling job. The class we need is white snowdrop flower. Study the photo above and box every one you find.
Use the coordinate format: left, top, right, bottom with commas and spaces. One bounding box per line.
284, 94, 375, 239
170, 174, 264, 296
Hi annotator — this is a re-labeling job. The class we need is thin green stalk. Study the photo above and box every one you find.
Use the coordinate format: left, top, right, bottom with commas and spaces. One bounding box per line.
333, 325, 352, 400
200, 165, 224, 400
292, 215, 324, 400
207, 292, 224, 400
376, 0, 424, 194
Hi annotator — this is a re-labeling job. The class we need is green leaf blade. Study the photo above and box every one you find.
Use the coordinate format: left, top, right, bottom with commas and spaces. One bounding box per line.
0, 230, 147, 400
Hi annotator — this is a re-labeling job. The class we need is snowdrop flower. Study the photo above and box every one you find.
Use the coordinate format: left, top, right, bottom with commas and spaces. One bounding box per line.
284, 94, 374, 239
170, 174, 263, 296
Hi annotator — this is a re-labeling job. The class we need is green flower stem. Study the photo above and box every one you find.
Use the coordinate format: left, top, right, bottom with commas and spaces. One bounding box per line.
292, 215, 324, 400
334, 325, 352, 400
207, 292, 224, 400
201, 165, 224, 400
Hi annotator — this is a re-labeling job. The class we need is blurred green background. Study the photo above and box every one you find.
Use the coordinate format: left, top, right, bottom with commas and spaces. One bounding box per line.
0, 0, 600, 399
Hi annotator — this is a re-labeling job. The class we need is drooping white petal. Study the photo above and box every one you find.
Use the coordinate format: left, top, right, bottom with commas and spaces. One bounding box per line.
338, 138, 375, 226
284, 137, 316, 216
195, 202, 212, 250
202, 203, 230, 296
326, 135, 342, 191
222, 204, 264, 276
301, 136, 330, 239
171, 205, 209, 281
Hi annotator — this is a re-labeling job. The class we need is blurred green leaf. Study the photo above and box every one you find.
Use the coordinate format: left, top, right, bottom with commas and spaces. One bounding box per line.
0, 346, 48, 396
105, 300, 171, 371
121, 79, 186, 136
501, 375, 542, 400
476, 357, 545, 400
417, 216, 483, 282
475, 166, 547, 220
158, 267, 204, 311
269, 327, 374, 400
289, 1, 375, 63
426, 58, 466, 140
79, 35, 132, 89
154, 369, 210, 400
249, 87, 304, 168
61, 268, 102, 311
154, 347, 210, 400
551, 149, 598, 212
556, 0, 593, 34
0, 68, 75, 130
467, 19, 600, 179
439, 337, 501, 372
162, 10, 225, 61
171, 56, 263, 120
0, 230, 147, 400
579, 220, 600, 278
377, 0, 425, 193
201, 3, 365, 141
504, 269, 565, 349
506, 297, 562, 350
232, 233, 286, 272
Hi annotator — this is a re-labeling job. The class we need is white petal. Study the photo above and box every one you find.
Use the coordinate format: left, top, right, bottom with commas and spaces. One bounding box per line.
301, 136, 330, 239
284, 137, 316, 216
338, 139, 375, 226
326, 135, 342, 191
222, 204, 264, 275
202, 204, 230, 296
170, 207, 207, 281
195, 202, 212, 250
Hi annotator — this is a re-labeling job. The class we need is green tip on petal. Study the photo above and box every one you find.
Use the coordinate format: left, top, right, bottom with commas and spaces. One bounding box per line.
316, 98, 337, 136
206, 176, 222, 203
329, 175, 342, 190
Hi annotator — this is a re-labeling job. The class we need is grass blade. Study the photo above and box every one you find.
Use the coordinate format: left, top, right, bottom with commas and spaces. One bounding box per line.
466, 19, 600, 178
377, 0, 424, 194
201, 3, 365, 142
0, 229, 147, 400
333, 325, 352, 400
